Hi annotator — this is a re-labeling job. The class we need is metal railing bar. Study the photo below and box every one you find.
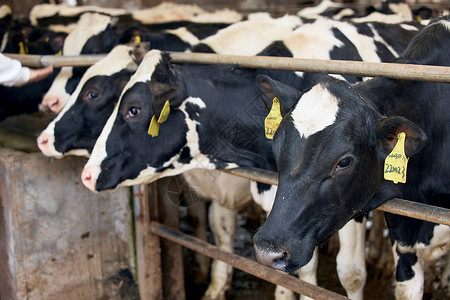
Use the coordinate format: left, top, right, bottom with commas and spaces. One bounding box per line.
149, 221, 350, 300
169, 52, 450, 83
222, 167, 450, 226
4, 52, 450, 83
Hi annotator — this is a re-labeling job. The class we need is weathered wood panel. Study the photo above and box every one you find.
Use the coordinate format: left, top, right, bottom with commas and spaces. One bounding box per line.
0, 148, 136, 300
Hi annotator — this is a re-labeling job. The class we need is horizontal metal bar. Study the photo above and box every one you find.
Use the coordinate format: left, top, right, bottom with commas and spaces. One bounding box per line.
169, 52, 450, 83
149, 221, 349, 300
4, 53, 105, 68
4, 52, 450, 83
222, 167, 450, 226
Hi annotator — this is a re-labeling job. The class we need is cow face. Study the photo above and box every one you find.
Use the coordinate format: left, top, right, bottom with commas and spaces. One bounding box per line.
82, 50, 212, 191
253, 75, 426, 272
41, 13, 118, 113
37, 45, 143, 158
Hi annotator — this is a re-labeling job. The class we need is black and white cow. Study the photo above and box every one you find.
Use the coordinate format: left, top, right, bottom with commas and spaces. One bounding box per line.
79, 14, 426, 299
40, 12, 120, 114
253, 16, 450, 299
37, 16, 301, 300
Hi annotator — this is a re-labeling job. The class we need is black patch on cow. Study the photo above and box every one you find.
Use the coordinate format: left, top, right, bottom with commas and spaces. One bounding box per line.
156, 165, 175, 173
330, 28, 363, 83
259, 41, 293, 58
191, 43, 215, 53
256, 182, 272, 194
395, 250, 418, 282
185, 22, 230, 40
354, 23, 374, 37
371, 22, 424, 58
178, 147, 192, 164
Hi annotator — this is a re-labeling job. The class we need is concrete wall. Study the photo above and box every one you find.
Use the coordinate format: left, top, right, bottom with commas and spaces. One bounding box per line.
0, 148, 136, 300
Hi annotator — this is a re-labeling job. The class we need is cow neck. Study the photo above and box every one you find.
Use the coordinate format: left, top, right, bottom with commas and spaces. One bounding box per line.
173, 63, 277, 172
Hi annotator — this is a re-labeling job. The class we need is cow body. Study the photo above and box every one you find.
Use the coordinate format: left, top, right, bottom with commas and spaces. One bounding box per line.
253, 16, 450, 299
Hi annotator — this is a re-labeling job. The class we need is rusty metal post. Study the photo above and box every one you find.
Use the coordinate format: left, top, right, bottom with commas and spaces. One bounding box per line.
134, 184, 163, 300
156, 177, 186, 300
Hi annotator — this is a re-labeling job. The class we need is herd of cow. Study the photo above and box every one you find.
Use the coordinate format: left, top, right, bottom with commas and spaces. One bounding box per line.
1, 1, 449, 299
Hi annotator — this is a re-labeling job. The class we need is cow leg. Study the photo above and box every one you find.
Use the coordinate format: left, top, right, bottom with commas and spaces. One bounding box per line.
186, 198, 210, 284
336, 219, 367, 300
202, 200, 237, 300
392, 242, 424, 300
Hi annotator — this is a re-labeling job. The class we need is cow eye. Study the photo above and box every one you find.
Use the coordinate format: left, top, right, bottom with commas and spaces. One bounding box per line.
127, 107, 140, 118
335, 156, 354, 172
84, 90, 98, 101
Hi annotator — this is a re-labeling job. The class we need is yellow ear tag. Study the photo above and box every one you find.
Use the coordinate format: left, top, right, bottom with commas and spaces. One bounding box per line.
134, 35, 141, 44
265, 97, 283, 139
19, 41, 28, 54
55, 50, 62, 56
148, 115, 160, 137
384, 132, 408, 184
157, 100, 170, 123
147, 100, 170, 137
45, 36, 50, 43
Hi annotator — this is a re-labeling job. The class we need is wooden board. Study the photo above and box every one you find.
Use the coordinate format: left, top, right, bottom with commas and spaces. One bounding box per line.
0, 148, 136, 300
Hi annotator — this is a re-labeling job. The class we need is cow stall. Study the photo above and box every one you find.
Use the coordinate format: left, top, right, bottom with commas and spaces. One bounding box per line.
3, 49, 450, 299
2, 1, 450, 299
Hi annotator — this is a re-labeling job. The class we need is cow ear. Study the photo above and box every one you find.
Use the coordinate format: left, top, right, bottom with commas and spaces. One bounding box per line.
256, 74, 301, 117
150, 53, 184, 116
376, 116, 427, 157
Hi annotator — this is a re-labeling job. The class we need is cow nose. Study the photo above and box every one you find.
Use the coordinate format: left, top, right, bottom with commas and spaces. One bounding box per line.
254, 244, 289, 271
37, 132, 60, 157
41, 96, 63, 113
81, 166, 96, 192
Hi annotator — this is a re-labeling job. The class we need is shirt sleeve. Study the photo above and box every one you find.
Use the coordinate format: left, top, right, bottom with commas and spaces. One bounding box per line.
0, 53, 31, 87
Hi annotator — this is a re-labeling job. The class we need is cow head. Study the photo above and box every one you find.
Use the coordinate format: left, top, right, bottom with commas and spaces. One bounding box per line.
41, 13, 119, 114
81, 50, 216, 192
253, 74, 426, 272
37, 44, 147, 158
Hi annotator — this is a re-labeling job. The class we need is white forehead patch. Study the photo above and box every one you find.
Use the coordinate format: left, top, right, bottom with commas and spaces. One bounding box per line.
291, 83, 339, 138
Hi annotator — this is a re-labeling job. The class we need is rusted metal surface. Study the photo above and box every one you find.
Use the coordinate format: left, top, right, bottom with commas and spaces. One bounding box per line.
149, 221, 350, 300
5, 53, 450, 83
377, 198, 450, 226
223, 167, 450, 226
155, 178, 186, 300
133, 184, 163, 300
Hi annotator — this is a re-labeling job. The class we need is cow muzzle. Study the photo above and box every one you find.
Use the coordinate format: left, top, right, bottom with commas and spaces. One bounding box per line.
40, 95, 65, 113
81, 164, 100, 192
37, 132, 63, 158
254, 243, 290, 271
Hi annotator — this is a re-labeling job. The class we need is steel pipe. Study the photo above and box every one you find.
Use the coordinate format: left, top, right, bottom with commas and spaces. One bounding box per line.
222, 167, 450, 226
4, 52, 450, 83
169, 52, 450, 83
4, 53, 104, 67
149, 221, 350, 300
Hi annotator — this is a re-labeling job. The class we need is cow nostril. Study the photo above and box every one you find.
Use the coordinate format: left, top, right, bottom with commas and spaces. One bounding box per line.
37, 135, 48, 145
272, 251, 289, 269
254, 244, 289, 271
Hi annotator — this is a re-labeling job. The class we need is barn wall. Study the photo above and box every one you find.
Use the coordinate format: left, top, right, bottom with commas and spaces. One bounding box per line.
0, 147, 136, 300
